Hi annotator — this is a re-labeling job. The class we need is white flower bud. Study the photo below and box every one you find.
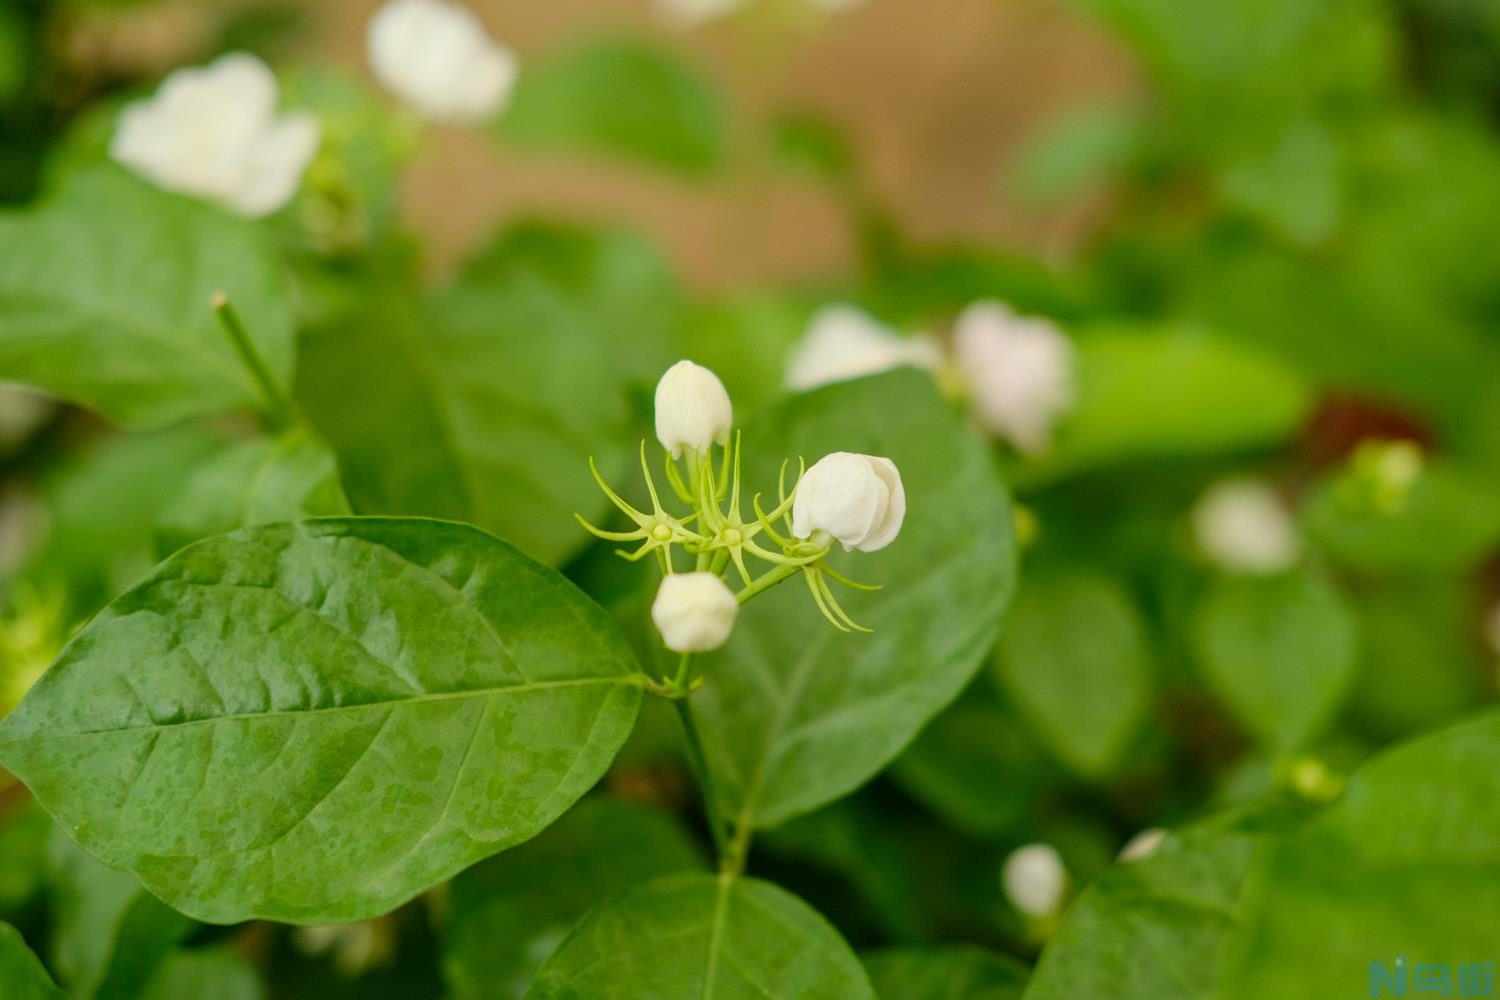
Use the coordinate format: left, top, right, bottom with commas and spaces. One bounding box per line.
791, 452, 905, 553
652, 573, 739, 653
1192, 477, 1299, 575
1002, 843, 1067, 918
653, 0, 741, 26
367, 0, 519, 123
1118, 827, 1167, 863
110, 53, 320, 218
785, 305, 942, 392
953, 301, 1074, 454
654, 360, 733, 457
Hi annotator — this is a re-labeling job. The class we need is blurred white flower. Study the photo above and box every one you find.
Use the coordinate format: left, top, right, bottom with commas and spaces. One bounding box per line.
293, 922, 388, 976
791, 452, 906, 553
1192, 477, 1299, 575
785, 305, 942, 392
1118, 827, 1167, 863
367, 0, 519, 123
111, 53, 320, 218
653, 0, 742, 26
652, 573, 739, 652
655, 360, 733, 457
1002, 843, 1067, 918
953, 301, 1074, 454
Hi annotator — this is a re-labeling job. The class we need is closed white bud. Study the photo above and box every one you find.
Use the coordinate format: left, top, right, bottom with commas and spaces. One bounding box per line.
953, 301, 1074, 454
1118, 827, 1168, 863
785, 305, 942, 392
791, 452, 905, 553
652, 573, 739, 653
1002, 843, 1067, 918
655, 360, 733, 457
367, 0, 519, 123
110, 53, 320, 218
1192, 478, 1299, 575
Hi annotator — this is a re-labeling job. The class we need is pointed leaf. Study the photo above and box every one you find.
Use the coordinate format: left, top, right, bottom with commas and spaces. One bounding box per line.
0, 922, 64, 1000
0, 518, 644, 923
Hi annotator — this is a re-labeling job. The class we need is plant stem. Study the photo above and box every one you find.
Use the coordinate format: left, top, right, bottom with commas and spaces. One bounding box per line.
673, 690, 730, 864
736, 563, 800, 604
212, 292, 296, 431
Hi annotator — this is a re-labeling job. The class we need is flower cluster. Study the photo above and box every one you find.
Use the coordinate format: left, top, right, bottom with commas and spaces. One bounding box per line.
580, 361, 905, 658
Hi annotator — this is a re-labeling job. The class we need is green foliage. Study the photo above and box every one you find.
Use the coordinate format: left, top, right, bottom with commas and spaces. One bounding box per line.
0, 922, 65, 1000
0, 166, 293, 427
864, 945, 1028, 1000
994, 567, 1151, 777
138, 947, 265, 1000
525, 874, 875, 999
695, 371, 1015, 828
444, 799, 703, 1000
499, 38, 727, 176
1191, 571, 1359, 750
0, 519, 643, 923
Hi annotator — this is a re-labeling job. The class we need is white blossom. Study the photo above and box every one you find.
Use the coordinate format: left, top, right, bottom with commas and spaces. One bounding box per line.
367, 0, 519, 123
110, 53, 320, 218
791, 452, 905, 553
653, 0, 742, 26
1192, 477, 1299, 575
953, 301, 1074, 454
1002, 843, 1067, 918
1118, 828, 1168, 863
655, 360, 733, 457
785, 305, 942, 392
652, 573, 739, 652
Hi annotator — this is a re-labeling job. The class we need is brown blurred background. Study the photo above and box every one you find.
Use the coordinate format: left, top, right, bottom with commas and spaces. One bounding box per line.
71, 0, 1135, 288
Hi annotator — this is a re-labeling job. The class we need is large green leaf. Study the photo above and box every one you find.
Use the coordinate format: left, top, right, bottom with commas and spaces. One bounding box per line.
695, 371, 1015, 828
499, 38, 727, 176
524, 873, 875, 999
0, 922, 64, 1000
156, 430, 351, 553
297, 224, 674, 566
0, 518, 644, 923
1029, 327, 1310, 481
444, 798, 703, 1000
993, 568, 1150, 778
864, 945, 1029, 1000
1191, 571, 1358, 750
0, 165, 293, 428
48, 829, 195, 1000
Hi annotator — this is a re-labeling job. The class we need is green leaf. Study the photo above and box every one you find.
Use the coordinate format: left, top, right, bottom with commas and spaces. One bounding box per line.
524, 873, 875, 999
139, 947, 264, 1000
0, 518, 644, 923
1226, 710, 1500, 998
1008, 101, 1144, 206
993, 568, 1150, 778
0, 801, 51, 911
444, 798, 703, 1000
156, 430, 351, 554
1024, 824, 1267, 1000
0, 165, 294, 428
1191, 571, 1358, 750
1031, 327, 1310, 481
0, 922, 64, 1000
864, 945, 1029, 1000
499, 38, 727, 176
47, 828, 195, 1000
297, 223, 675, 566
695, 371, 1016, 828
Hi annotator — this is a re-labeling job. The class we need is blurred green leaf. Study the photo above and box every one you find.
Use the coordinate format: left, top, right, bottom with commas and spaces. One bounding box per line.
865, 945, 1028, 1000
994, 567, 1150, 778
0, 803, 49, 913
1008, 102, 1144, 206
1216, 119, 1341, 246
1191, 571, 1359, 751
525, 874, 875, 999
139, 947, 264, 1000
48, 829, 195, 1000
695, 372, 1015, 828
0, 922, 64, 1000
444, 799, 703, 1000
1032, 327, 1311, 481
768, 110, 854, 184
0, 166, 294, 428
499, 38, 727, 176
156, 430, 350, 555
